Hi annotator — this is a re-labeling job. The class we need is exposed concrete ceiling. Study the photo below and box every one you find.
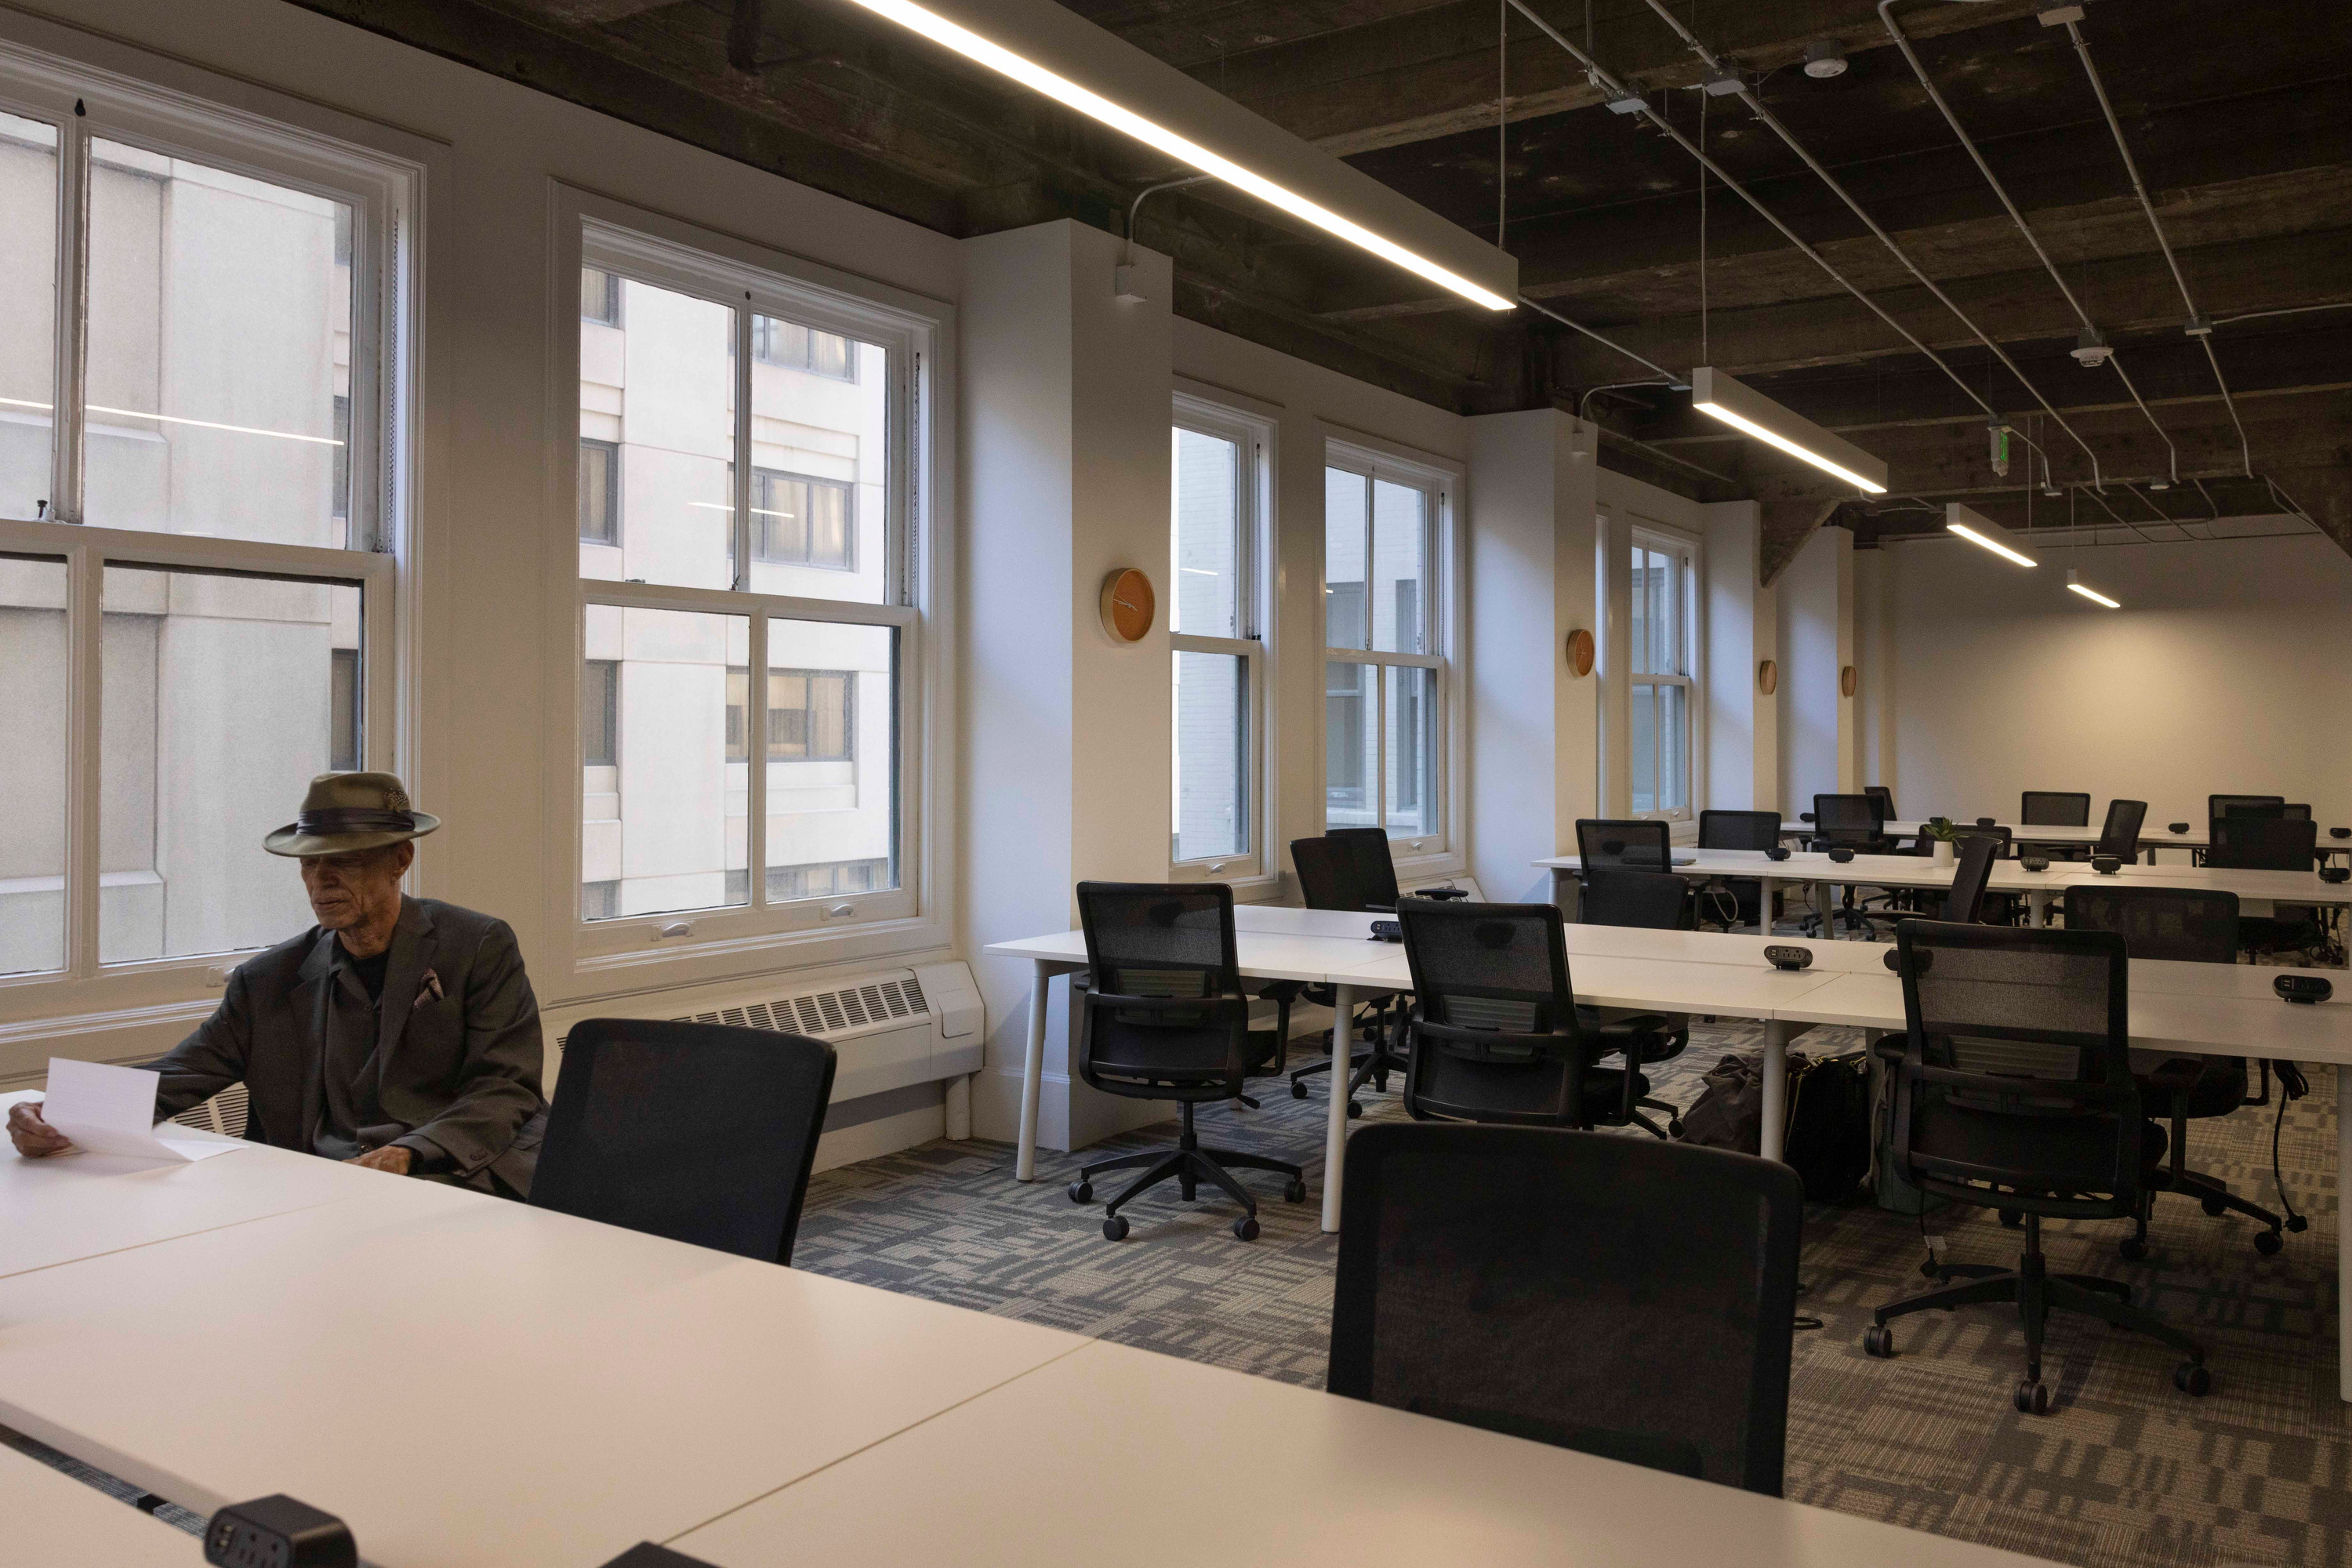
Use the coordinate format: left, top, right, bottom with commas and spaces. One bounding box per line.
285, 0, 2352, 561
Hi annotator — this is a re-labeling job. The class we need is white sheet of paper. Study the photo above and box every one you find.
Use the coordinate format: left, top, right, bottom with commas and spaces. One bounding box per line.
41, 1059, 242, 1163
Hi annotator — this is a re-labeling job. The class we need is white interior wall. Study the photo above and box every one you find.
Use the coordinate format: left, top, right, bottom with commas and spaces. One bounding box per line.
1777, 527, 1852, 818
1889, 529, 2352, 830
1700, 500, 1762, 813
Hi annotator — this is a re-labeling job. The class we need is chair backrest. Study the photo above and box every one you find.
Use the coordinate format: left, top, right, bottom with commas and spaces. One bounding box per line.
2063, 884, 2241, 964
1950, 823, 2013, 859
1074, 881, 1250, 1091
2230, 802, 2314, 822
1394, 898, 1592, 1127
2208, 815, 2318, 872
1811, 793, 1882, 847
2020, 791, 2091, 826
2209, 793, 2284, 826
1698, 809, 1781, 851
1939, 832, 2000, 923
1888, 920, 2141, 1220
1327, 826, 1403, 908
1864, 784, 1895, 822
2094, 798, 2147, 860
1328, 1122, 1802, 1497
1580, 867, 1694, 930
1290, 837, 1370, 912
1573, 818, 1671, 870
533, 1018, 837, 1264
2284, 803, 2314, 821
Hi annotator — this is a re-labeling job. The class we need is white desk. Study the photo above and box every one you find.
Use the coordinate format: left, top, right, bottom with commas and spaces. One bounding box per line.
1541, 848, 2085, 935
0, 1089, 454, 1280
671, 1338, 2055, 1568
0, 1185, 1085, 1568
3, 1440, 200, 1567
1882, 819, 2207, 860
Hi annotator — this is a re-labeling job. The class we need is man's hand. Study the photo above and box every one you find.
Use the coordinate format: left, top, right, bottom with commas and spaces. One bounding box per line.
7, 1100, 74, 1159
347, 1145, 413, 1176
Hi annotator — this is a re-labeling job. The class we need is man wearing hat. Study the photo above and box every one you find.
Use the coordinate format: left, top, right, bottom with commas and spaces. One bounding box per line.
7, 773, 549, 1196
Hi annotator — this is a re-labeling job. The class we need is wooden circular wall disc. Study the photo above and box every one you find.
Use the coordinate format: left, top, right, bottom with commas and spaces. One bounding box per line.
1758, 659, 1779, 696
1840, 663, 1858, 697
1565, 628, 1595, 677
1098, 568, 1156, 644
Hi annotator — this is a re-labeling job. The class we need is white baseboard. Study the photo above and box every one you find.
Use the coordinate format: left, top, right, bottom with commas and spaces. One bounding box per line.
812, 1102, 951, 1173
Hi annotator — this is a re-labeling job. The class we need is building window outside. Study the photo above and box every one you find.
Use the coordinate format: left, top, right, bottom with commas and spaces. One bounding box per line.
583, 659, 619, 768
581, 267, 620, 325
1628, 532, 1695, 819
0, 84, 401, 983
1323, 456, 1446, 847
1170, 408, 1266, 875
578, 222, 917, 939
579, 439, 619, 546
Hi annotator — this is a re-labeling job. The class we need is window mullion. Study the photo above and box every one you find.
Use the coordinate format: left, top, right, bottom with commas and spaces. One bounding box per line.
64, 542, 100, 977
52, 112, 89, 524
747, 611, 767, 910
733, 303, 753, 590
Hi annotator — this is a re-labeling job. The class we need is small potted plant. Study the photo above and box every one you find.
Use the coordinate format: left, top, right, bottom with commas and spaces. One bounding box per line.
1922, 816, 1960, 867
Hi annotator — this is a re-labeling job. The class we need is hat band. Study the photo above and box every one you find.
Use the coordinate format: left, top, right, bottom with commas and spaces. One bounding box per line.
294, 807, 417, 838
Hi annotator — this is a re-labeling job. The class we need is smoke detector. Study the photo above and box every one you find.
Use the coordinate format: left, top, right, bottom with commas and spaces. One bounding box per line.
1803, 40, 1849, 78
2071, 327, 2113, 368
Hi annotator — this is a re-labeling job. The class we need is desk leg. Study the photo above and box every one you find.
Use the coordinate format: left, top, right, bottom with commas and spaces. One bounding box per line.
1015, 960, 1050, 1182
1322, 982, 1359, 1235
1761, 1022, 1790, 1162
2028, 890, 2052, 927
1814, 880, 1837, 939
1758, 876, 1777, 935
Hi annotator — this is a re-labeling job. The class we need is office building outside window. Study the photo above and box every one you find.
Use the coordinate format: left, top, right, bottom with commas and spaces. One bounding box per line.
0, 80, 403, 982
1169, 401, 1268, 877
1323, 447, 1450, 851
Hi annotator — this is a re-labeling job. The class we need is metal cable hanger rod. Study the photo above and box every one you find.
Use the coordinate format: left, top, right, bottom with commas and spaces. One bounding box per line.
1627, 0, 2106, 488
2056, 13, 2253, 478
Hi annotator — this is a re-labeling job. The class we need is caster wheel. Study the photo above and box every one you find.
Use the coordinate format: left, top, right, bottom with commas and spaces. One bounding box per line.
1102, 1215, 1130, 1241
2254, 1230, 2283, 1258
2201, 1196, 2227, 1218
1918, 1258, 1942, 1279
1998, 1209, 2022, 1229
1667, 1117, 1686, 1138
1346, 1100, 1363, 1119
1066, 1180, 1093, 1204
2173, 1361, 2212, 1397
2288, 1215, 2311, 1234
1290, 1081, 1308, 1101
1374, 1073, 1390, 1093
1283, 1178, 1308, 1203
1232, 1216, 1260, 1241
2119, 1236, 2149, 1262
2013, 1380, 2050, 1416
1863, 1324, 1896, 1359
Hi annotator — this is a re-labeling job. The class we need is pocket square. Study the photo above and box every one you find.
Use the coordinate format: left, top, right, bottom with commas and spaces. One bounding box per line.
412, 968, 444, 1011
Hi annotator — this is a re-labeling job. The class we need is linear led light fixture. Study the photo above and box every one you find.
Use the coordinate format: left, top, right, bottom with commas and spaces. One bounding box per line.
1944, 503, 2038, 568
841, 0, 1517, 311
2066, 567, 2120, 608
1688, 368, 1888, 494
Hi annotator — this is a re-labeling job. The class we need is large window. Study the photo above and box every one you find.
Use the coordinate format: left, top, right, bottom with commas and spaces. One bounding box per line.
0, 73, 402, 987
1169, 402, 1267, 877
1628, 531, 1696, 819
1324, 450, 1450, 850
575, 219, 919, 949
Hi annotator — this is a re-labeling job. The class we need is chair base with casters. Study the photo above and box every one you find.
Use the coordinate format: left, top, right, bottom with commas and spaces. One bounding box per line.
1863, 1211, 2210, 1413
2123, 1056, 2297, 1259
1288, 1001, 1406, 1118
1068, 1099, 1306, 1241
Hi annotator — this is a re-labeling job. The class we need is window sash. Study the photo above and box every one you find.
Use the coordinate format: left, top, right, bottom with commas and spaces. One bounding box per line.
1627, 529, 1697, 820
1170, 400, 1267, 880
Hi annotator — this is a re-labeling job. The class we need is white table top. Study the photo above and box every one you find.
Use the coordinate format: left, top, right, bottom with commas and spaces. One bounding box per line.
1540, 850, 2352, 907
1882, 820, 2210, 850
0, 1186, 1085, 1568
0, 1089, 465, 1281
1330, 945, 1847, 1018
983, 927, 1395, 985
670, 1338, 2056, 1568
2, 1440, 201, 1567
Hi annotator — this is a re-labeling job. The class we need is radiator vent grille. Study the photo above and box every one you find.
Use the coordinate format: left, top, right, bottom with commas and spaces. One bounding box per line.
557, 975, 931, 1054
172, 1081, 249, 1139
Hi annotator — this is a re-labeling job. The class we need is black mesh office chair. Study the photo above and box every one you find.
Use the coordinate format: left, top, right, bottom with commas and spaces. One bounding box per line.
2061, 884, 2289, 1258
1574, 818, 1673, 870
1327, 826, 1402, 909
1697, 809, 1781, 931
1396, 898, 1684, 1137
1068, 882, 1305, 1241
1864, 831, 1999, 936
2209, 793, 2285, 823
1864, 921, 2209, 1413
1865, 785, 1896, 822
1287, 836, 1405, 1116
1810, 793, 1888, 851
2095, 799, 2148, 863
533, 1018, 836, 1264
2021, 792, 2092, 827
2209, 816, 2323, 959
1581, 867, 1695, 930
1328, 1123, 1802, 1495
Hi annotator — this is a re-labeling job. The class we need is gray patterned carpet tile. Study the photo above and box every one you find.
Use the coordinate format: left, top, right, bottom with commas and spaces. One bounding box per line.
795, 1022, 2350, 1568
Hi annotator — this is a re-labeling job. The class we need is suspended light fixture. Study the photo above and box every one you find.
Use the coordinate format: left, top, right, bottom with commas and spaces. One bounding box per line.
2067, 567, 2120, 608
839, 0, 1518, 310
1689, 368, 1889, 494
1944, 503, 2039, 568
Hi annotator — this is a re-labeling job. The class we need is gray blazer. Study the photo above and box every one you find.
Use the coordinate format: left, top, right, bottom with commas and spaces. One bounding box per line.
145, 897, 549, 1196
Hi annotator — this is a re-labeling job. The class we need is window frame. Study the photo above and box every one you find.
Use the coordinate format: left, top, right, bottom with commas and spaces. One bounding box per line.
1627, 524, 1700, 824
0, 42, 415, 1018
556, 195, 951, 982
1168, 394, 1272, 884
1319, 437, 1461, 864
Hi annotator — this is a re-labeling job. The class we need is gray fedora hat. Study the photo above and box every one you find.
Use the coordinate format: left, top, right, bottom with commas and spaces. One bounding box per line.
263, 771, 441, 858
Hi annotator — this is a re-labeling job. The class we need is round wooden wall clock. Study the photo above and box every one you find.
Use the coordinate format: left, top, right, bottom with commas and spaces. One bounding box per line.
1565, 628, 1595, 677
1757, 659, 1779, 696
1098, 568, 1156, 644
1840, 664, 1859, 698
